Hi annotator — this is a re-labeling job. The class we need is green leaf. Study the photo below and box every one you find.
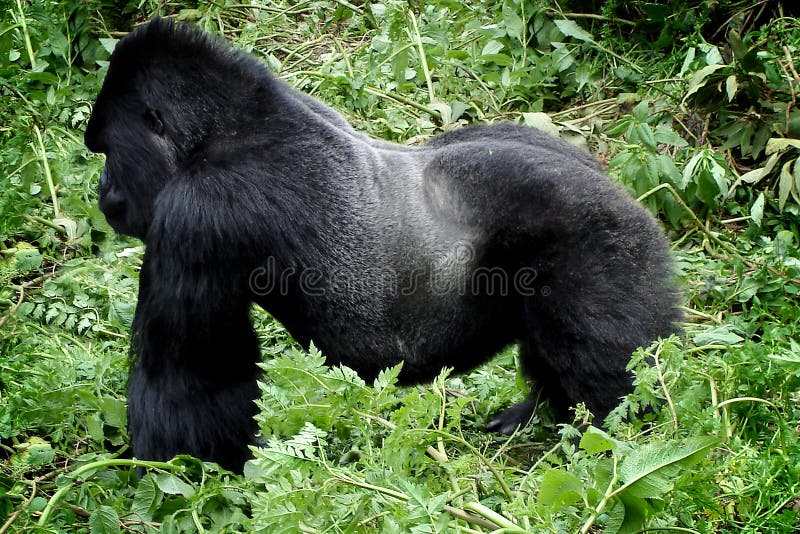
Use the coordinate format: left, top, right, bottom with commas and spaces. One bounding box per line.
101, 396, 127, 428
728, 31, 747, 60
89, 505, 121, 534
693, 325, 744, 345
725, 75, 738, 101
15, 438, 54, 466
794, 158, 800, 204
580, 426, 617, 454
779, 160, 793, 211
684, 64, 726, 101
538, 468, 584, 510
634, 123, 657, 152
12, 248, 42, 272
601, 497, 626, 534
501, 2, 524, 40
156, 473, 196, 497
86, 412, 104, 443
99, 38, 118, 54
619, 437, 718, 499
738, 167, 766, 185
678, 47, 696, 78
632, 101, 649, 122
750, 192, 765, 227
653, 127, 688, 148
131, 475, 161, 521
554, 19, 594, 43
481, 40, 504, 56
655, 154, 681, 183
522, 112, 559, 137
766, 137, 800, 154
48, 31, 69, 58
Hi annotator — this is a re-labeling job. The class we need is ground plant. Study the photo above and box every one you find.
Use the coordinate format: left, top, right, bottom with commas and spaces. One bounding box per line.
1, 1, 799, 532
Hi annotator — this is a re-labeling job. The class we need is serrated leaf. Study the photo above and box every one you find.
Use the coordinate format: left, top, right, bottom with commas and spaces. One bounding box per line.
554, 19, 594, 42
653, 127, 688, 148
131, 475, 161, 521
13, 248, 42, 272
155, 473, 196, 497
89, 505, 121, 534
634, 123, 657, 151
538, 468, 583, 509
619, 437, 718, 499
693, 325, 744, 345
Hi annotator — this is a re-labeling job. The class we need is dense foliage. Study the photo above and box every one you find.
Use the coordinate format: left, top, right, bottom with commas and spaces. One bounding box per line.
1, 0, 799, 532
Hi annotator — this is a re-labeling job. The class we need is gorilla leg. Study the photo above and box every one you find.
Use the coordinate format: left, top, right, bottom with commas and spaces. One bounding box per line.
129, 237, 263, 472
487, 302, 640, 434
486, 336, 574, 435
489, 229, 679, 433
128, 359, 260, 471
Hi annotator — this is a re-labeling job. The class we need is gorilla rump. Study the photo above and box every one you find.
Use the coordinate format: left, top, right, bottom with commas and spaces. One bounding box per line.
85, 18, 680, 471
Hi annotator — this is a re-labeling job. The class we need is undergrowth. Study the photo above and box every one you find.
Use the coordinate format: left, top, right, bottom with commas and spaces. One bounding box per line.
1, 0, 799, 532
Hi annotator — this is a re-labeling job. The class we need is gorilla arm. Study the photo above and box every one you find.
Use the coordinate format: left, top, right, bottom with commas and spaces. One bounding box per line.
127, 177, 263, 472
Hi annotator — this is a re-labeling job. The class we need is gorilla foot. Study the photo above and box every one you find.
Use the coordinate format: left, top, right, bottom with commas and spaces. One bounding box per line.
486, 397, 537, 435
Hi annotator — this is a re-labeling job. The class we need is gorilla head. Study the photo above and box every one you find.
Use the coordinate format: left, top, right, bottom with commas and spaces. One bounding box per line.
85, 22, 252, 238
86, 18, 681, 472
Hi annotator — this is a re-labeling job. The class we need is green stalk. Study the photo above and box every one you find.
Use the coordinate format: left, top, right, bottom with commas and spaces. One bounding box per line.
15, 0, 36, 70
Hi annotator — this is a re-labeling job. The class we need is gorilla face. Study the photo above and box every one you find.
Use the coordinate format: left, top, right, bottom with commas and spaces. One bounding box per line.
85, 82, 175, 239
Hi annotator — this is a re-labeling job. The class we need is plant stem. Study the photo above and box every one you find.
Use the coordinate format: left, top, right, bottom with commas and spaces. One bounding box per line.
15, 0, 36, 70
38, 459, 179, 526
33, 125, 59, 217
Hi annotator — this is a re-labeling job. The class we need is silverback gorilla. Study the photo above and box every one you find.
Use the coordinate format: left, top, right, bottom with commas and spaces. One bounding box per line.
84, 18, 680, 471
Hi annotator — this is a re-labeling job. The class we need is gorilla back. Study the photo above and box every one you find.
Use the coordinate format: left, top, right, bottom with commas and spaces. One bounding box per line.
85, 18, 681, 471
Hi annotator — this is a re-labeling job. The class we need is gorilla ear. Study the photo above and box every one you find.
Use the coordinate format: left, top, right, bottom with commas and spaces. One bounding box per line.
144, 108, 165, 135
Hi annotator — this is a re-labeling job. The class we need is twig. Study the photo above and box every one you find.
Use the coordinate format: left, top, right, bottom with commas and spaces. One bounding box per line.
0, 480, 36, 534
23, 214, 67, 235
0, 286, 24, 330
442, 505, 500, 530
551, 98, 617, 118
559, 11, 636, 27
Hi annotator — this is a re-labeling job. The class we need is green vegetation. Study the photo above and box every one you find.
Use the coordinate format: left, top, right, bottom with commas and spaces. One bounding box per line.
2, 1, 800, 532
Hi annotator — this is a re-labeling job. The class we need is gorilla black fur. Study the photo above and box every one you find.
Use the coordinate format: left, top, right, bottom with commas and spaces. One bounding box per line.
85, 18, 681, 471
